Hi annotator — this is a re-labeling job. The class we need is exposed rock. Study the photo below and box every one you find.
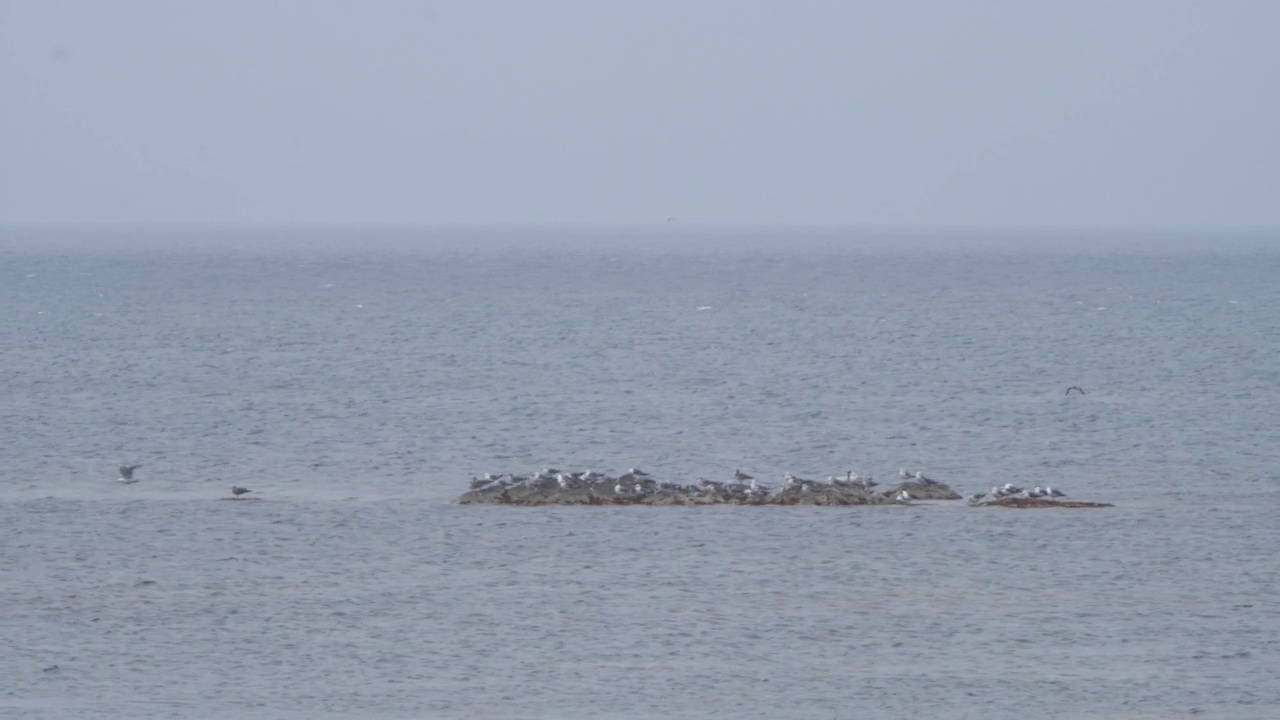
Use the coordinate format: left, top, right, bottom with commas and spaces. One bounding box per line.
455, 471, 958, 506
771, 484, 883, 505
980, 497, 1113, 509
877, 481, 962, 501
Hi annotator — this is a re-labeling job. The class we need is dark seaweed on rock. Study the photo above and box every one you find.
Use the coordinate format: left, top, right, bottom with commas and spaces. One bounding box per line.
980, 497, 1113, 509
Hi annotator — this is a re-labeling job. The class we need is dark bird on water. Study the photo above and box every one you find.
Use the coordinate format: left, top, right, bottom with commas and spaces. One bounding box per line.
230, 486, 252, 498
1065, 386, 1086, 396
117, 465, 142, 484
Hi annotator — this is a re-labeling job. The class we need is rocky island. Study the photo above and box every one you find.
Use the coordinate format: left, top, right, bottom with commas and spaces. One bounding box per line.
455, 468, 1113, 508
455, 468, 962, 506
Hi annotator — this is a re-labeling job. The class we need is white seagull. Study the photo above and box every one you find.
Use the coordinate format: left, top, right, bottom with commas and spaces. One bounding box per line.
914, 471, 938, 485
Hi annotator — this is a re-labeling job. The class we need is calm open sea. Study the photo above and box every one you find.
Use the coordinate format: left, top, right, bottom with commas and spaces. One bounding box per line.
3, 227, 1278, 719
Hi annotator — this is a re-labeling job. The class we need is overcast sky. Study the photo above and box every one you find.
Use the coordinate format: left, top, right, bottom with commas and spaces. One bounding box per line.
2, 0, 1278, 226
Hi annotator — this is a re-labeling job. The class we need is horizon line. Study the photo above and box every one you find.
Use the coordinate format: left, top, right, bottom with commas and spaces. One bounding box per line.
3, 221, 1278, 233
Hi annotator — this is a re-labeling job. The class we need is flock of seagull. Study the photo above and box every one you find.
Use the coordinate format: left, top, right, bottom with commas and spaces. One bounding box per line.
965, 483, 1067, 504
115, 465, 252, 499
467, 465, 1015, 504
115, 462, 1070, 505
111, 388, 1089, 504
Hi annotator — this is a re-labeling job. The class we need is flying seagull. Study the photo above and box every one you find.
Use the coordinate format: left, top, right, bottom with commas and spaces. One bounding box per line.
1065, 386, 1086, 396
230, 485, 252, 498
117, 465, 142, 484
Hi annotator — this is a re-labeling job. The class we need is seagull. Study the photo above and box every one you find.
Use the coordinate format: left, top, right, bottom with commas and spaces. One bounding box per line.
966, 492, 987, 504
614, 483, 627, 495
847, 470, 873, 481
914, 471, 937, 485
895, 490, 915, 503
1065, 386, 1086, 396
628, 468, 650, 477
1046, 486, 1066, 497
230, 486, 252, 498
899, 468, 913, 480
117, 465, 142, 484
733, 469, 753, 482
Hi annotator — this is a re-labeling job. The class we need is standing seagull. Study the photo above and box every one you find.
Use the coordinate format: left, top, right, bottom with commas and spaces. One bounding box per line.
230, 485, 252, 498
117, 465, 142, 484
733, 469, 753, 482
914, 471, 937, 485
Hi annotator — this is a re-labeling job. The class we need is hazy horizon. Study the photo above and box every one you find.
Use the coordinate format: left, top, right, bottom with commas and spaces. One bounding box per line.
3, 1, 1278, 227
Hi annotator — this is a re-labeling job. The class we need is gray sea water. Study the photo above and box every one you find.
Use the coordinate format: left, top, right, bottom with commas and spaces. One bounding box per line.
3, 227, 1279, 719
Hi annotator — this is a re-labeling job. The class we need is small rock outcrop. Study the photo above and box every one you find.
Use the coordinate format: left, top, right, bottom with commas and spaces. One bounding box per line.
455, 469, 966, 506
979, 497, 1113, 509
877, 481, 962, 501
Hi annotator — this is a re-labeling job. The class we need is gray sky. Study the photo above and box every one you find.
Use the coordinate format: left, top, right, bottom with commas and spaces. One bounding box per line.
2, 0, 1278, 226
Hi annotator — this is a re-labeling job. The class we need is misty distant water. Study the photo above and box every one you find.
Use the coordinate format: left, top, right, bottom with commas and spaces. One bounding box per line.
3, 227, 1279, 719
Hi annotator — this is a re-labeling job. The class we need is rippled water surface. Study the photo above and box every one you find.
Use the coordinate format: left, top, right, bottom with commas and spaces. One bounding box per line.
3, 227, 1279, 719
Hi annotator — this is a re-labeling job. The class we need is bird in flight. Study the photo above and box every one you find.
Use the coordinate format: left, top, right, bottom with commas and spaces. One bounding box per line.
117, 465, 142, 484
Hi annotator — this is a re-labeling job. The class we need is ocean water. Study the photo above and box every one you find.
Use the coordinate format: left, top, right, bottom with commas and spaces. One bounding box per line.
2, 226, 1279, 719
